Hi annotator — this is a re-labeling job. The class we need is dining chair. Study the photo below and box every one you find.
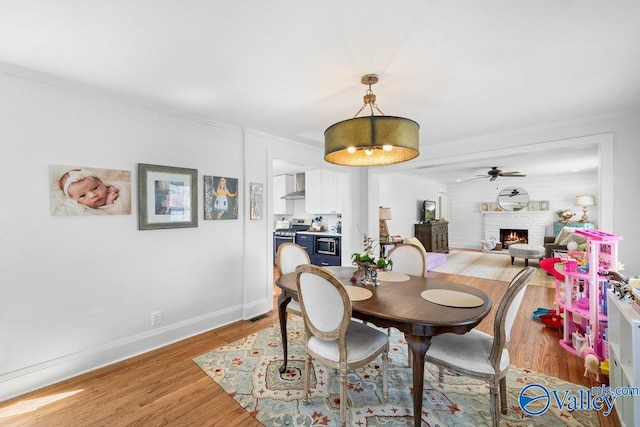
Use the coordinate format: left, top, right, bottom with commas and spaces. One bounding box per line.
385, 242, 427, 365
295, 264, 389, 427
276, 242, 311, 317
387, 243, 427, 277
424, 266, 536, 427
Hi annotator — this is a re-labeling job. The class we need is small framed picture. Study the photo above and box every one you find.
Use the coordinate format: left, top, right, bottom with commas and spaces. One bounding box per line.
528, 201, 540, 211
480, 202, 489, 212
138, 163, 198, 230
204, 176, 239, 220
488, 202, 499, 212
250, 182, 263, 220
540, 201, 549, 211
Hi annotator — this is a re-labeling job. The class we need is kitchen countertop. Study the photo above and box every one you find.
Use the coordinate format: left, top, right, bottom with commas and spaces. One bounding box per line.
295, 231, 342, 237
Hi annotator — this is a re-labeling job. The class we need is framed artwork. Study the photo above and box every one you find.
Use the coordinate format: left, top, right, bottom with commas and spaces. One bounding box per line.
250, 182, 263, 220
50, 164, 131, 216
480, 202, 489, 212
488, 202, 499, 212
540, 201, 550, 211
528, 201, 540, 211
204, 175, 238, 220
138, 163, 198, 230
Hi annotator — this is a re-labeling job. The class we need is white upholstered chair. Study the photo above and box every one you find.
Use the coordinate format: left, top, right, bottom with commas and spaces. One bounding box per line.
386, 243, 427, 277
424, 266, 536, 427
386, 242, 428, 365
295, 264, 389, 427
276, 242, 310, 317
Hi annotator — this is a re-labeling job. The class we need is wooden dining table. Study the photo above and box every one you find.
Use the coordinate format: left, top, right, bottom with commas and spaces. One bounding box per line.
275, 266, 493, 426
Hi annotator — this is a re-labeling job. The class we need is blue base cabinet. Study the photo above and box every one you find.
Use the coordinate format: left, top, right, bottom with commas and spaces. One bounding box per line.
295, 233, 341, 266
295, 234, 315, 264
315, 254, 341, 267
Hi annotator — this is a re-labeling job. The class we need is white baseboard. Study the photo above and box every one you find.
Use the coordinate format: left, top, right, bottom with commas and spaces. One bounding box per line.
0, 303, 256, 402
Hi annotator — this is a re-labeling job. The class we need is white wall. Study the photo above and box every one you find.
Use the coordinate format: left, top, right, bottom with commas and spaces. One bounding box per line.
0, 71, 260, 400
374, 172, 447, 240
446, 170, 599, 249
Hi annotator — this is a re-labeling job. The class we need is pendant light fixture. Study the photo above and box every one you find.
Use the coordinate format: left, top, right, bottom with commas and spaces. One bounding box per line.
324, 74, 420, 166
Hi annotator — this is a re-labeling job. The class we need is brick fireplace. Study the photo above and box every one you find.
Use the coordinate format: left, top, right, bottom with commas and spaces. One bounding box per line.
483, 211, 548, 247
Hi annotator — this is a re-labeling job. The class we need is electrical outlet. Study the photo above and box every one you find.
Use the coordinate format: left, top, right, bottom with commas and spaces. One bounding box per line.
151, 311, 162, 326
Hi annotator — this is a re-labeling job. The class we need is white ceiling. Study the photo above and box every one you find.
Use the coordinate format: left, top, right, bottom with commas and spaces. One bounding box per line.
1, 1, 638, 182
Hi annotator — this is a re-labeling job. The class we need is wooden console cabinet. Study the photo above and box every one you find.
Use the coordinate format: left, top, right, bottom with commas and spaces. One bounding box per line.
414, 222, 449, 253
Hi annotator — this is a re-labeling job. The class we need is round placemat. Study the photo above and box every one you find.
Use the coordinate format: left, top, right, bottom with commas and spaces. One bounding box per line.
377, 271, 410, 282
345, 286, 373, 301
420, 289, 483, 308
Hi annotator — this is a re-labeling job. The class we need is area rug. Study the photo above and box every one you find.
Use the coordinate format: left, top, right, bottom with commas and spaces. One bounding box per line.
194, 320, 599, 426
431, 250, 554, 287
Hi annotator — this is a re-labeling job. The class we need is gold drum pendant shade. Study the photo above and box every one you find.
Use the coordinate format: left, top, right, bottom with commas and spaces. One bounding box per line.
324, 116, 420, 166
324, 74, 420, 167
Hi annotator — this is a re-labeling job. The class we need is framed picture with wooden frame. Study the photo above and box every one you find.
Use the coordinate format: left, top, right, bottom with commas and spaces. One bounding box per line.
138, 163, 198, 230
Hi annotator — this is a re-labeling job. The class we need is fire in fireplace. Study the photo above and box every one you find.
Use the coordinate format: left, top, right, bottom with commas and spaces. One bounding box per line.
500, 228, 528, 248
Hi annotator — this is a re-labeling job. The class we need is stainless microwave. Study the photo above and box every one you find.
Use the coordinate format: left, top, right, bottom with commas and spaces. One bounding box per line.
316, 236, 340, 256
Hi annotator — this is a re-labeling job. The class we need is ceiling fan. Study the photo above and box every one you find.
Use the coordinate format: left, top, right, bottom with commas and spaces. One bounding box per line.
467, 166, 526, 182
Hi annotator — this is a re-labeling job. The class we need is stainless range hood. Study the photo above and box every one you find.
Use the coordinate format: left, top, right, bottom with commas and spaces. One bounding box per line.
281, 173, 305, 200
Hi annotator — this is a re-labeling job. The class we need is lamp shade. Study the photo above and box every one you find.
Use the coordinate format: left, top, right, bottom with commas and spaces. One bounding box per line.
379, 206, 392, 220
325, 116, 419, 166
574, 195, 596, 206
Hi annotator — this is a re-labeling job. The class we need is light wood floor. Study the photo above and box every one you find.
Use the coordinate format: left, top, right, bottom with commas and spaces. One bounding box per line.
0, 268, 620, 426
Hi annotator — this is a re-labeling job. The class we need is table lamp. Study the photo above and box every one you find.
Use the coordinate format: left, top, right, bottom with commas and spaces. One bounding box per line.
574, 195, 596, 222
379, 206, 392, 242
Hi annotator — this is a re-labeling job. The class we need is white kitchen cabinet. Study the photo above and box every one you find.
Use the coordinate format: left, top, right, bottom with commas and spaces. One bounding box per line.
273, 174, 293, 215
304, 170, 322, 214
305, 169, 345, 214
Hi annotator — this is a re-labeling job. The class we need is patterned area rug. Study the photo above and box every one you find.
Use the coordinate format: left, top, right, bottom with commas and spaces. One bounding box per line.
194, 320, 599, 426
431, 250, 555, 287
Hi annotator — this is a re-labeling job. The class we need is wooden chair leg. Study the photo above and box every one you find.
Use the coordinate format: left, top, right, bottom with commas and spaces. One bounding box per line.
340, 367, 347, 427
489, 380, 500, 427
500, 376, 508, 414
303, 355, 311, 404
382, 351, 389, 401
438, 366, 445, 387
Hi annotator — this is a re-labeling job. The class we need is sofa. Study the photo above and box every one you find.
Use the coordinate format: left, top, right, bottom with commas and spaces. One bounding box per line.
543, 226, 589, 258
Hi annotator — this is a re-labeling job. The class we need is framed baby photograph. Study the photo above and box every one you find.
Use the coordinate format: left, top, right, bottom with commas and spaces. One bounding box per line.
50, 164, 132, 216
204, 175, 239, 220
138, 163, 198, 230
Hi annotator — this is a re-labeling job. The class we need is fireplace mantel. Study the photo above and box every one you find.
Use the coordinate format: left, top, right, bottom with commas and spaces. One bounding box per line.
483, 211, 549, 247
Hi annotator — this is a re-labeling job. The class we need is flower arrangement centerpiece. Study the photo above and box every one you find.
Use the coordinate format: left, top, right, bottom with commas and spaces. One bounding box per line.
556, 209, 575, 223
351, 233, 392, 286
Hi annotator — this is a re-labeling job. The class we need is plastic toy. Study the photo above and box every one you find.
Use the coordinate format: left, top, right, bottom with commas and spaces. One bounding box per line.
579, 342, 600, 382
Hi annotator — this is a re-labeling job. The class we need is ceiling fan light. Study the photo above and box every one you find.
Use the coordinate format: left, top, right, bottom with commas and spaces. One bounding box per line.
347, 146, 357, 154
364, 147, 374, 156
382, 144, 393, 152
